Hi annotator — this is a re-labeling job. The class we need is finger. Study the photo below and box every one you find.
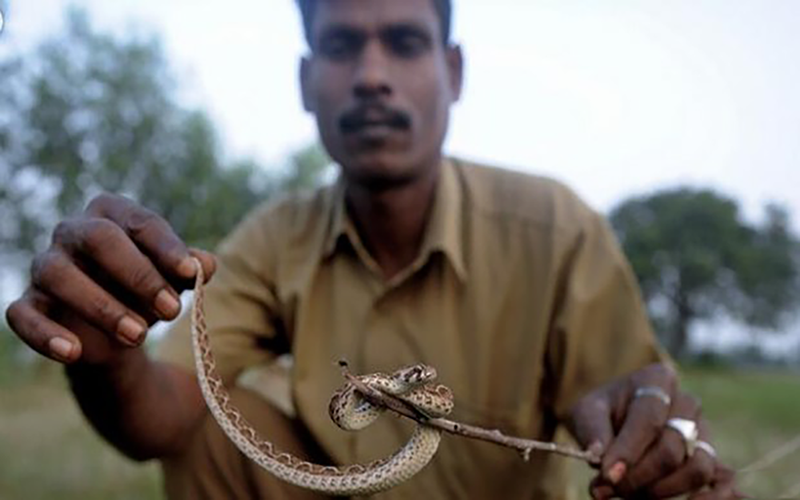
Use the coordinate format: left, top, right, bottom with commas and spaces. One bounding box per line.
588, 475, 616, 500
30, 250, 149, 347
688, 481, 741, 499
688, 464, 745, 500
570, 393, 615, 463
601, 364, 677, 482
649, 450, 715, 498
158, 249, 216, 304
5, 290, 83, 363
52, 217, 183, 321
188, 248, 217, 285
616, 393, 702, 495
152, 248, 217, 293
85, 194, 202, 281
646, 418, 715, 498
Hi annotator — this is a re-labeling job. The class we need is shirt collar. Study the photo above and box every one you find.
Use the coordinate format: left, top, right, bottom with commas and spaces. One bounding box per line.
322, 158, 466, 283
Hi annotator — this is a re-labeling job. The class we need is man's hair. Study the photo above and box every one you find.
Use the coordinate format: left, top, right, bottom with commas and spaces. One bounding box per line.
296, 0, 452, 45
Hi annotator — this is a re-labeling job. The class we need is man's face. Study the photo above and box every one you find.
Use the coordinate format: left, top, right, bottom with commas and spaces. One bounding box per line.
301, 0, 462, 189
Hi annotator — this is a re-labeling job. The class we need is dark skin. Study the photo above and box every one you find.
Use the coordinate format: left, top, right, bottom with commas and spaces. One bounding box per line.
6, 0, 740, 497
5, 194, 215, 459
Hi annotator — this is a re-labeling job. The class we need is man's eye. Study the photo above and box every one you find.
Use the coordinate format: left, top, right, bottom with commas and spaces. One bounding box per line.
318, 36, 359, 60
387, 32, 430, 58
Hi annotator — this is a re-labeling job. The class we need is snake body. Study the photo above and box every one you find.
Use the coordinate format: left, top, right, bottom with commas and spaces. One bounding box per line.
189, 258, 454, 495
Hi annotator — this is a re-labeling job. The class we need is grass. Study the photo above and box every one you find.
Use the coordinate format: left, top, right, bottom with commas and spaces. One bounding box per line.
0, 364, 163, 500
681, 366, 800, 499
1, 362, 799, 499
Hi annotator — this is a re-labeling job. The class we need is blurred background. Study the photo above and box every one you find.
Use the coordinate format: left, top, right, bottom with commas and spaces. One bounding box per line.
1, 1, 798, 498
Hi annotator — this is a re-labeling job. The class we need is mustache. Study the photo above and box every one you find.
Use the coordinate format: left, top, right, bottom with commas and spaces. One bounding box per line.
339, 105, 411, 133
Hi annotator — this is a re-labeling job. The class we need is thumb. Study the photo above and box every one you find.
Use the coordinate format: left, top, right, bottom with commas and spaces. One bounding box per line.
569, 395, 614, 465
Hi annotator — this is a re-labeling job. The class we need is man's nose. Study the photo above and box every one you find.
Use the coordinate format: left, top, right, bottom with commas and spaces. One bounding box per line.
353, 41, 392, 99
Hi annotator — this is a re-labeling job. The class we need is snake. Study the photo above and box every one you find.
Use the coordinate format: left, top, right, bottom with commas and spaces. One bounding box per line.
188, 257, 455, 495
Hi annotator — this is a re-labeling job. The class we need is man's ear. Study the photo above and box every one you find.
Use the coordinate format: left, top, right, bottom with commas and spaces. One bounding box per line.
445, 44, 464, 103
300, 56, 314, 112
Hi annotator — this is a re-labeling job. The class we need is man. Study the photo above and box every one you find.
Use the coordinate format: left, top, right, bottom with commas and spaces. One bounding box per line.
6, 0, 739, 498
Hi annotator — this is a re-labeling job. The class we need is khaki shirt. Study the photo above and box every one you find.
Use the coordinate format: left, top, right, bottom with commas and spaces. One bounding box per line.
158, 158, 665, 499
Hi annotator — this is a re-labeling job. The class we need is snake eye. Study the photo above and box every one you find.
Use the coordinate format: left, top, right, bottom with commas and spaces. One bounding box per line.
421, 365, 437, 380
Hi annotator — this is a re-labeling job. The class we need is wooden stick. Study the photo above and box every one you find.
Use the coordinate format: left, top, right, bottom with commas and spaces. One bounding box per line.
339, 363, 600, 465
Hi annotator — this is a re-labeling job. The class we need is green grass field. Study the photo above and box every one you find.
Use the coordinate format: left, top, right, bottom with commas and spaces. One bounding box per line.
1, 364, 798, 499
0, 366, 162, 500
681, 367, 800, 498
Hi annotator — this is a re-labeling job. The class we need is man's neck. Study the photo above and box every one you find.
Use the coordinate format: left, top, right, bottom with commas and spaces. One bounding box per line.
345, 163, 441, 281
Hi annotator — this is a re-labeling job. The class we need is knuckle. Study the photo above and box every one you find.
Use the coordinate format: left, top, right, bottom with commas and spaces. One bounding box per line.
123, 207, 186, 262
125, 264, 163, 297
640, 363, 677, 386
689, 465, 713, 489
698, 456, 716, 482
660, 452, 682, 475
81, 218, 124, 254
683, 458, 715, 491
657, 442, 684, 474
5, 299, 24, 330
30, 250, 69, 287
574, 393, 608, 415
85, 192, 123, 214
124, 205, 164, 237
642, 408, 665, 433
52, 218, 78, 245
655, 460, 678, 479
25, 315, 48, 347
87, 293, 123, 326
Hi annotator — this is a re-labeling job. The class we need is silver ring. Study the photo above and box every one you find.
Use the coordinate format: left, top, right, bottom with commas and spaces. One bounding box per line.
665, 417, 699, 457
634, 386, 672, 407
695, 440, 717, 459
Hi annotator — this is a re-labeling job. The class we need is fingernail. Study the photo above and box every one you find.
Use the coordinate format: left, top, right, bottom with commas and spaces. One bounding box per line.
117, 316, 146, 345
155, 289, 181, 319
49, 337, 74, 361
607, 461, 627, 484
176, 256, 197, 279
588, 440, 605, 459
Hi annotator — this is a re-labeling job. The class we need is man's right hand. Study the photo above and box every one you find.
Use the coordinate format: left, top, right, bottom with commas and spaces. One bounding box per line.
6, 193, 216, 366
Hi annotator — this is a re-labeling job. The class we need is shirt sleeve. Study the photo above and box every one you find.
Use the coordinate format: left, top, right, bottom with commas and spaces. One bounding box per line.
546, 207, 671, 420
155, 203, 285, 385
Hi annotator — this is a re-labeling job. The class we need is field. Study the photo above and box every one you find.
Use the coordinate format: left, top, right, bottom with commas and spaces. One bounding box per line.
1, 363, 799, 499
681, 367, 800, 498
0, 365, 162, 500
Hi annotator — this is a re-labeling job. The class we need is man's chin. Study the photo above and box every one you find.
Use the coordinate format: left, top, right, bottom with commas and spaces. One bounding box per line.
341, 153, 420, 191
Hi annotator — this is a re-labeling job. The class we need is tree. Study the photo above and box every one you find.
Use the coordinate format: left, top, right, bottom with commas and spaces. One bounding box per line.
610, 187, 800, 358
0, 8, 329, 361
0, 8, 328, 258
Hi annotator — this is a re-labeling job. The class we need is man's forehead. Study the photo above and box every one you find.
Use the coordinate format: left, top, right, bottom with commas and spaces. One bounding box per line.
311, 0, 440, 34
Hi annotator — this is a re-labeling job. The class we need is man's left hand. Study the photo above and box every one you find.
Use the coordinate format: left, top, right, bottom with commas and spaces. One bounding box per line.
568, 363, 742, 499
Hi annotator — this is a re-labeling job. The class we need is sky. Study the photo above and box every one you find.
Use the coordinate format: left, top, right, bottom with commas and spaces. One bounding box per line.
1, 0, 799, 353
2, 0, 799, 229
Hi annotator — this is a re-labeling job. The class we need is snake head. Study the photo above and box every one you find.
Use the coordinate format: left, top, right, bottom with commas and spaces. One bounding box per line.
394, 364, 437, 386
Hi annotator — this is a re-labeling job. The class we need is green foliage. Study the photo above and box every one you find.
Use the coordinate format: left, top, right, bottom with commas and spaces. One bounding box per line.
0, 8, 329, 361
610, 187, 800, 358
0, 8, 328, 257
